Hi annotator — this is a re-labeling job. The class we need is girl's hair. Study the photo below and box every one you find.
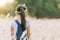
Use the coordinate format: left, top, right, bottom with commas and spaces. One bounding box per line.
16, 5, 26, 31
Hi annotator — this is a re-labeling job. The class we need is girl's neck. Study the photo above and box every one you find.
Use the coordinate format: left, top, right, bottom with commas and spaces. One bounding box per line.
16, 15, 21, 20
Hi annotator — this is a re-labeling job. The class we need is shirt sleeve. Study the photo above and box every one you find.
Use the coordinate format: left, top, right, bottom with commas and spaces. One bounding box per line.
26, 19, 30, 28
11, 20, 18, 35
11, 20, 17, 28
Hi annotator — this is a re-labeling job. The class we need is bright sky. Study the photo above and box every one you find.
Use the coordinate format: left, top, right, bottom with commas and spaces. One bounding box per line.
0, 0, 14, 7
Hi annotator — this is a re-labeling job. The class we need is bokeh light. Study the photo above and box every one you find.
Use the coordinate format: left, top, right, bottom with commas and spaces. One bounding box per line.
0, 0, 14, 7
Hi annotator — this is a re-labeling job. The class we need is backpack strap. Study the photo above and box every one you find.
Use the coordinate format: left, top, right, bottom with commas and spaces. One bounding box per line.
15, 20, 23, 37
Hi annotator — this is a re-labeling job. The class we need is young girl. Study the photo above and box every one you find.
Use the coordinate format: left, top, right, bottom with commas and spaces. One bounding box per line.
11, 4, 30, 40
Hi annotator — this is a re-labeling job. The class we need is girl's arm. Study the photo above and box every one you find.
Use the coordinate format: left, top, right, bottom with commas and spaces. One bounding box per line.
26, 26, 30, 40
10, 26, 14, 36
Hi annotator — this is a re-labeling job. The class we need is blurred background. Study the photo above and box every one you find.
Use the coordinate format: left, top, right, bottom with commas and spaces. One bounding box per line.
0, 0, 60, 18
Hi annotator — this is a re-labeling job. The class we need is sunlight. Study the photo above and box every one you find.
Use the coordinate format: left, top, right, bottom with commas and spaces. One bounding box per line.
0, 0, 6, 7
7, 0, 14, 3
0, 0, 14, 7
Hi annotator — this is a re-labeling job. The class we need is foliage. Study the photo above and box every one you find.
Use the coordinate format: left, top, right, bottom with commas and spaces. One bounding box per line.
0, 0, 59, 18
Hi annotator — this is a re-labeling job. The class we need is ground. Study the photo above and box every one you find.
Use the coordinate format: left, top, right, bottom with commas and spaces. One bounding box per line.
0, 18, 60, 40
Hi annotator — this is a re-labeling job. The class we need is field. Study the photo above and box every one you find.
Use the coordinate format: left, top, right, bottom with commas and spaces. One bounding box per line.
0, 18, 60, 40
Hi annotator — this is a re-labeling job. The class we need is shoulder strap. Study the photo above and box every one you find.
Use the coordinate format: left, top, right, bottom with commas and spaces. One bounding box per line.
15, 20, 23, 36
15, 20, 25, 31
15, 20, 21, 25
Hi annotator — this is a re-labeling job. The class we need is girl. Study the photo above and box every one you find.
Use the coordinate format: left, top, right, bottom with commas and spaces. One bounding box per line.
11, 4, 30, 40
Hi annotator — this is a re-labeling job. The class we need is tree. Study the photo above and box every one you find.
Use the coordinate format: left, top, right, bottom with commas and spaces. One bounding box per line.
0, 0, 59, 18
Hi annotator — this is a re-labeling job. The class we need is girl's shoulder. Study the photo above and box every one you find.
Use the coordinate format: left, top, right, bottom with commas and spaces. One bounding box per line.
26, 18, 30, 23
25, 18, 30, 28
26, 17, 30, 21
11, 17, 18, 27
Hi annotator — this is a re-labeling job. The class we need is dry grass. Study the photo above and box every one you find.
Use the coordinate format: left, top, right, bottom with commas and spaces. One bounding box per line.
0, 18, 60, 40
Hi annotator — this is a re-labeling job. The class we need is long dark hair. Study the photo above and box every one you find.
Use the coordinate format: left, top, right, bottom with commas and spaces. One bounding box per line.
16, 5, 26, 31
